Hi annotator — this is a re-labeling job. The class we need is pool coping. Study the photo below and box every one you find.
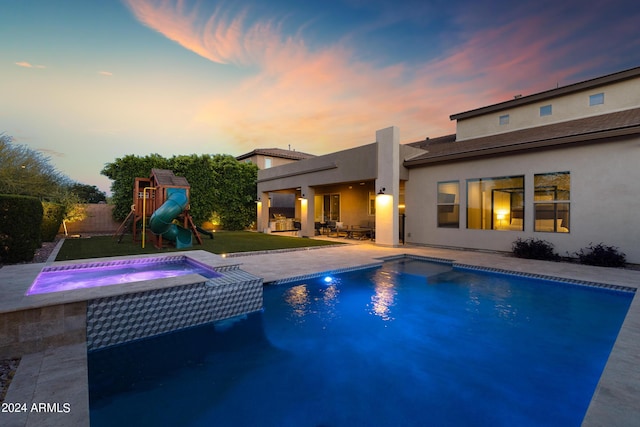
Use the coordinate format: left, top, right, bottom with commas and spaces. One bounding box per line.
268, 253, 637, 294
2, 244, 639, 426
235, 247, 640, 427
0, 249, 261, 427
0, 250, 243, 315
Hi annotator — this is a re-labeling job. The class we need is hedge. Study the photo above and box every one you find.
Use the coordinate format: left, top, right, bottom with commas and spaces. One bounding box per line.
41, 201, 65, 242
0, 194, 43, 264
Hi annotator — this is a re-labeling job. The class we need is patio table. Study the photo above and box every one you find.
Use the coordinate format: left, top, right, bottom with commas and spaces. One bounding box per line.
346, 226, 373, 240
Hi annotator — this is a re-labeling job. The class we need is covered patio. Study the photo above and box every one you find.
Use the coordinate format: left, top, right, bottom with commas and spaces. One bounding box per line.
256, 127, 420, 246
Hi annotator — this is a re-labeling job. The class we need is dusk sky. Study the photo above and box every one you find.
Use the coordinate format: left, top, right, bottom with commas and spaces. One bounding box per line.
2, 0, 639, 194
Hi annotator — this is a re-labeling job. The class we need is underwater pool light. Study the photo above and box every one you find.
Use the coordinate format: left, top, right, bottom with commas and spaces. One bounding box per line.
324, 276, 333, 283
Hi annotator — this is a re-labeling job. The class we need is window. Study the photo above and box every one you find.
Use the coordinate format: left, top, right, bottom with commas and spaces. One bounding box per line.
437, 181, 459, 228
467, 176, 524, 230
589, 93, 604, 106
368, 192, 376, 216
540, 104, 552, 116
264, 157, 272, 168
534, 172, 570, 233
321, 194, 340, 221
499, 114, 510, 125
314, 194, 341, 222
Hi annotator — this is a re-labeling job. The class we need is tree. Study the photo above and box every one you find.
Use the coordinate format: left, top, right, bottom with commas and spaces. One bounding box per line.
210, 155, 257, 230
58, 190, 87, 235
171, 154, 218, 224
1, 132, 115, 248
68, 183, 107, 203
101, 153, 258, 230
0, 133, 71, 198
101, 153, 169, 221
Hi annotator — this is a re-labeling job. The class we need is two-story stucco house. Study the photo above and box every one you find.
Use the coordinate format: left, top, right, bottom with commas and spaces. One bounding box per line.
236, 148, 315, 170
256, 66, 640, 263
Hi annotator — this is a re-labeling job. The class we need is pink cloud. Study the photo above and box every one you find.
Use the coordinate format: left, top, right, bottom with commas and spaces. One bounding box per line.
123, 0, 296, 67
15, 61, 46, 69
125, 0, 630, 154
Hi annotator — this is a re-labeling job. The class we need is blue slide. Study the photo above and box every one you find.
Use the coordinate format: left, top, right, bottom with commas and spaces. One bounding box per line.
149, 188, 193, 249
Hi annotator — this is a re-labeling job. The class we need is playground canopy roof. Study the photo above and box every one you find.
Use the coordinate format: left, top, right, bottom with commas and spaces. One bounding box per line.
151, 168, 190, 187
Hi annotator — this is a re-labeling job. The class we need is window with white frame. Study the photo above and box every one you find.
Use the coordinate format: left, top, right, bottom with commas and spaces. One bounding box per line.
540, 104, 552, 116
499, 114, 510, 125
589, 93, 604, 106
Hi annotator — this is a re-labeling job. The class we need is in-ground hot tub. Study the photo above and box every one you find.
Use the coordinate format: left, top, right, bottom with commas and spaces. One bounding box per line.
24, 253, 264, 351
26, 255, 222, 295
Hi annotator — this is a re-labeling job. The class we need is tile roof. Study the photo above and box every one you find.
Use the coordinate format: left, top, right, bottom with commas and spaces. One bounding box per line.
404, 107, 640, 166
406, 134, 456, 150
236, 148, 316, 161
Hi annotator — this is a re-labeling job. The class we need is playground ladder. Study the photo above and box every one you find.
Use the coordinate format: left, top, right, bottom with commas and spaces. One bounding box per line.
114, 209, 135, 243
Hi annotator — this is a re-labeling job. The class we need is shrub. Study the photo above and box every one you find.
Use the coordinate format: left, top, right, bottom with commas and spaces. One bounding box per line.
41, 201, 65, 242
575, 243, 626, 267
512, 238, 560, 261
0, 194, 43, 264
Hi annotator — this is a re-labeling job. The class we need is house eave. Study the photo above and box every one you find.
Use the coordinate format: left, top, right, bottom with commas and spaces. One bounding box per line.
404, 125, 640, 167
257, 163, 339, 183
449, 66, 640, 121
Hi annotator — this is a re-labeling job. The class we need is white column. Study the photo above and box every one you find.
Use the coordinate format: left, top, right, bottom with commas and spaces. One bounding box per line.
300, 186, 314, 237
375, 126, 400, 246
257, 191, 270, 233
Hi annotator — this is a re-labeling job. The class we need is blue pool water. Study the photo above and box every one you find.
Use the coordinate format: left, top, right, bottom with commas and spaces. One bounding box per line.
88, 259, 633, 426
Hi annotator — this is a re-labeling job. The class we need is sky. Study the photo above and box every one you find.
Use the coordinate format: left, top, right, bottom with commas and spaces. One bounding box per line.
2, 0, 639, 195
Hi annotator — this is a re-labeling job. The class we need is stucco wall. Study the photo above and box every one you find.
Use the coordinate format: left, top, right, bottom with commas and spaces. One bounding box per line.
257, 144, 379, 236
457, 78, 640, 140
244, 154, 300, 169
258, 143, 378, 192
311, 182, 376, 226
404, 136, 640, 263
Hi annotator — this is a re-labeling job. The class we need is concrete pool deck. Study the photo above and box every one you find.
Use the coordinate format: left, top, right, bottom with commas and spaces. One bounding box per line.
0, 239, 638, 426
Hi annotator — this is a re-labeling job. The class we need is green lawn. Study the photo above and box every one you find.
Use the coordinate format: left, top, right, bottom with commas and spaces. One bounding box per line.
55, 231, 342, 261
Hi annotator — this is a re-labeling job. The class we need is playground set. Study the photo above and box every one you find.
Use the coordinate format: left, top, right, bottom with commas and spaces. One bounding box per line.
115, 169, 212, 249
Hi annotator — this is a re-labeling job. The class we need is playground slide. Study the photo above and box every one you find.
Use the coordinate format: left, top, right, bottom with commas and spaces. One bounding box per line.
149, 188, 193, 249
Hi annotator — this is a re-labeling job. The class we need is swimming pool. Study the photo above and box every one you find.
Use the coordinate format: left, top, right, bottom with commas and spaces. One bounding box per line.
88, 258, 633, 426
27, 256, 221, 295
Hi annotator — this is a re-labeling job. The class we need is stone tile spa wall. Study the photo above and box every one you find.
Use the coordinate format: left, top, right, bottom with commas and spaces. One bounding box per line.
86, 266, 263, 350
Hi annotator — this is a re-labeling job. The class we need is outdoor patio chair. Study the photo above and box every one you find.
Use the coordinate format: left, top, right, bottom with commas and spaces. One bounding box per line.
327, 221, 347, 237
326, 221, 337, 237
